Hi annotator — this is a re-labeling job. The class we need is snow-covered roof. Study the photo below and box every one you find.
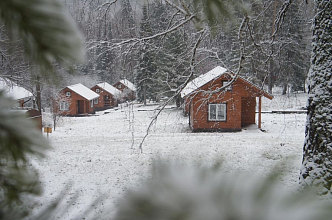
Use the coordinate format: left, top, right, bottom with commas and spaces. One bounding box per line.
67, 83, 99, 100
119, 79, 136, 91
97, 82, 121, 96
181, 66, 228, 98
0, 78, 33, 100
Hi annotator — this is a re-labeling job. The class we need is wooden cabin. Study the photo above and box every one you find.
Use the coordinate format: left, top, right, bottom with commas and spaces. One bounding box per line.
113, 79, 136, 102
57, 83, 99, 116
91, 82, 121, 110
181, 66, 273, 132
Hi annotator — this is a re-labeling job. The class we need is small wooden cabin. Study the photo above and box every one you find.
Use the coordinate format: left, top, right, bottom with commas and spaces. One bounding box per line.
91, 82, 121, 110
113, 79, 136, 102
181, 66, 273, 132
57, 83, 99, 116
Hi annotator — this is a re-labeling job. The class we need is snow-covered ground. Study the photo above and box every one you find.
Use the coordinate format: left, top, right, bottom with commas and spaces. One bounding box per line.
32, 93, 308, 219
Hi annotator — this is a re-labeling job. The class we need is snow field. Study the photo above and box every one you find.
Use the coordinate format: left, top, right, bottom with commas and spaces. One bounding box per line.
32, 94, 307, 219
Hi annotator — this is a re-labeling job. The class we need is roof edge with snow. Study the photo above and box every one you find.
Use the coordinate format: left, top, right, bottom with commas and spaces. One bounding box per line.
67, 83, 99, 100
181, 66, 273, 99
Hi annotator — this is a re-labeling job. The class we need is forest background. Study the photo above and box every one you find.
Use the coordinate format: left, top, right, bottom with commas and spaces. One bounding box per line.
1, 0, 313, 108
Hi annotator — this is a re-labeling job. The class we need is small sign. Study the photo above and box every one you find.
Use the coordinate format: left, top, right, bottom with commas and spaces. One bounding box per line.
44, 127, 52, 134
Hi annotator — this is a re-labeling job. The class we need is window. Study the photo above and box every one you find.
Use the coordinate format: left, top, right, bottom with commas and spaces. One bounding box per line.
117, 84, 122, 89
59, 102, 69, 111
91, 100, 94, 108
66, 91, 71, 97
222, 81, 232, 91
96, 88, 100, 93
94, 98, 98, 104
208, 103, 226, 121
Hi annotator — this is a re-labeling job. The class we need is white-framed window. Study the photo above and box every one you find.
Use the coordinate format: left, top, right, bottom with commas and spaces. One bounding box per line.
59, 101, 69, 111
94, 98, 98, 104
208, 103, 226, 121
222, 81, 232, 91
91, 100, 94, 108
96, 88, 100, 93
118, 84, 122, 89
66, 91, 71, 97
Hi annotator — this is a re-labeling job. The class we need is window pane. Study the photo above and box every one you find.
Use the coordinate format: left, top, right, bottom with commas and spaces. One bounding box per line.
209, 104, 216, 120
217, 104, 225, 120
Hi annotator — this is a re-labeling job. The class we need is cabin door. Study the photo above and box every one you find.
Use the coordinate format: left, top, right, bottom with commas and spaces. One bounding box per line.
104, 95, 110, 107
241, 97, 256, 126
77, 100, 84, 114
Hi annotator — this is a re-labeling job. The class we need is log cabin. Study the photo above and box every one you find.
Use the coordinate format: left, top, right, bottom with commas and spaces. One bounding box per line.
113, 79, 136, 102
181, 66, 273, 132
91, 82, 121, 110
57, 83, 99, 116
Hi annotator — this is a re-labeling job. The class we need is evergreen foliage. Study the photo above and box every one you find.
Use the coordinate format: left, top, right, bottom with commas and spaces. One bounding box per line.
0, 0, 83, 218
0, 0, 84, 75
0, 92, 50, 218
135, 4, 157, 104
120, 0, 136, 38
156, 30, 190, 105
114, 162, 332, 220
276, 0, 310, 93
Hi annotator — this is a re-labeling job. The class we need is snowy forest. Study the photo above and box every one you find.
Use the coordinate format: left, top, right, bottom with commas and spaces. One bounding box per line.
2, 0, 313, 106
1, 0, 332, 219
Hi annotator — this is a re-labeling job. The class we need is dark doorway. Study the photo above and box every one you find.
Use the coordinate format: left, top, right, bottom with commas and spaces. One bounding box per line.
241, 97, 256, 126
77, 100, 84, 114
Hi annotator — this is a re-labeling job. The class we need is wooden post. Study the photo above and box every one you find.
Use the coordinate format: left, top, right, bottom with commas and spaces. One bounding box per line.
258, 96, 262, 129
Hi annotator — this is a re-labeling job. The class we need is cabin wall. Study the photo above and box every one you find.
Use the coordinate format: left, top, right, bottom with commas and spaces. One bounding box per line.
189, 74, 260, 131
58, 88, 95, 116
90, 85, 118, 109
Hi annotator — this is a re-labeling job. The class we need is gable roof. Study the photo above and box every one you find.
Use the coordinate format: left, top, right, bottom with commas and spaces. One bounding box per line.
97, 82, 121, 96
181, 66, 273, 99
67, 83, 99, 100
181, 66, 227, 98
119, 79, 136, 91
0, 78, 33, 100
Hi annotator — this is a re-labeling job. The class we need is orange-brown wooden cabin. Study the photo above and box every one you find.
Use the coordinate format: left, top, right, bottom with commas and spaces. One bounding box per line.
57, 83, 99, 116
113, 79, 136, 102
91, 82, 121, 110
181, 66, 273, 132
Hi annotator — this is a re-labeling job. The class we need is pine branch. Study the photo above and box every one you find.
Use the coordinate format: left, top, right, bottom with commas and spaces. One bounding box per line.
0, 0, 84, 76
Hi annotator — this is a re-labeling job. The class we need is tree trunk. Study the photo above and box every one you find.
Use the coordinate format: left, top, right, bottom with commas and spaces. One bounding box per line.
268, 0, 277, 95
299, 0, 332, 194
268, 60, 274, 94
282, 82, 287, 95
143, 84, 147, 106
35, 75, 42, 113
